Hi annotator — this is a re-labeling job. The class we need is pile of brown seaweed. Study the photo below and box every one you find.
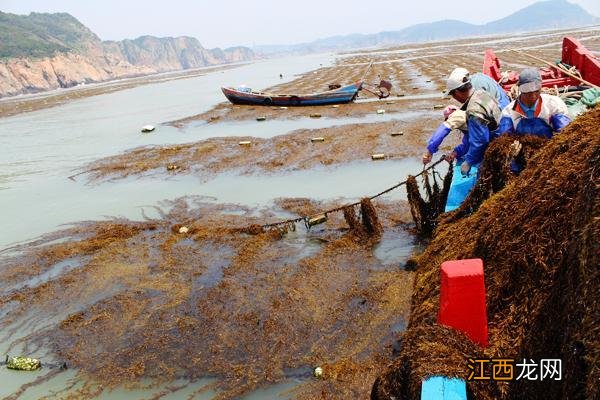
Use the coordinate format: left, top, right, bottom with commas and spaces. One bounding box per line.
372, 106, 599, 399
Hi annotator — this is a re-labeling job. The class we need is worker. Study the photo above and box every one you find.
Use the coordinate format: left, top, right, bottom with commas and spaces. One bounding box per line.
422, 68, 509, 165
498, 68, 571, 138
439, 68, 504, 211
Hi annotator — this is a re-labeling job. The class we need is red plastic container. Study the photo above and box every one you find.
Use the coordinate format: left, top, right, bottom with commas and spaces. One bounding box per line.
438, 258, 488, 347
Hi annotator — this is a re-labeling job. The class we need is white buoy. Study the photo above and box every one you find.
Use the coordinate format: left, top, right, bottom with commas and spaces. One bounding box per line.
141, 125, 155, 133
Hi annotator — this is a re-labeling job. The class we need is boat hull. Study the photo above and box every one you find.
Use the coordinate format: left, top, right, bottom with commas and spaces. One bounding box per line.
221, 82, 361, 106
483, 37, 600, 91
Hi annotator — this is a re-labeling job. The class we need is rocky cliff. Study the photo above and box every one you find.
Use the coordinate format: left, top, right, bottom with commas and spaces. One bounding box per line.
0, 12, 257, 98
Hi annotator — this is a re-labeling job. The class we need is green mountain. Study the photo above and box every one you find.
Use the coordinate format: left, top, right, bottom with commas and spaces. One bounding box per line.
0, 11, 99, 58
0, 11, 256, 97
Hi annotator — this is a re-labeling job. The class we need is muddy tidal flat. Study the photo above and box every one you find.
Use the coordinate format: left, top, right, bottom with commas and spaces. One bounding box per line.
1, 26, 599, 399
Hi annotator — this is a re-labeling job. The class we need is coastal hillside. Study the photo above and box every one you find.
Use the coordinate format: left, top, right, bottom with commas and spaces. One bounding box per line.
0, 12, 256, 97
255, 0, 599, 54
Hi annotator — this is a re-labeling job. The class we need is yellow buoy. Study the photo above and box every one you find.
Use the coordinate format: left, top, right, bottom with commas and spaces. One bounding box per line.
307, 214, 327, 227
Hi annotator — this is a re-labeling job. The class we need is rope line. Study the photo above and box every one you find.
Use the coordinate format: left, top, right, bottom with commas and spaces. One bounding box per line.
260, 156, 447, 229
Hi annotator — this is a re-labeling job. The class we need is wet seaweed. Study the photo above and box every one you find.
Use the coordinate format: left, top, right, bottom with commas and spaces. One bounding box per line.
406, 165, 452, 236
372, 106, 600, 399
439, 135, 548, 225
0, 198, 416, 399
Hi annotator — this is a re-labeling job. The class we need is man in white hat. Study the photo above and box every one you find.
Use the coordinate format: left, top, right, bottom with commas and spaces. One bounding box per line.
422, 68, 510, 166
445, 68, 503, 176
498, 68, 571, 138
430, 67, 504, 211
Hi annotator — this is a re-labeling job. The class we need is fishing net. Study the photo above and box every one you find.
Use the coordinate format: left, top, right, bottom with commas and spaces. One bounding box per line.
372, 106, 600, 400
406, 164, 453, 236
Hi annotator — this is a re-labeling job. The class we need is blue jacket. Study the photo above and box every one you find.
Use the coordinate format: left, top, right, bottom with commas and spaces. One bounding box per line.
462, 90, 503, 165
498, 94, 571, 138
426, 124, 469, 157
464, 117, 493, 165
426, 75, 508, 157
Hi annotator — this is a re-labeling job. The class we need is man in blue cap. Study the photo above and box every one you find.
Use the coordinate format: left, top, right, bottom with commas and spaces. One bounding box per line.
498, 68, 571, 138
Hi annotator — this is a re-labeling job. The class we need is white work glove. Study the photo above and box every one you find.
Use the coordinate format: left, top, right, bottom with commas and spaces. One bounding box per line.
509, 140, 522, 158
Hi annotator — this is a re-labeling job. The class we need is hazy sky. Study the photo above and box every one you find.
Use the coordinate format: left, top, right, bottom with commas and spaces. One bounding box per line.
2, 0, 599, 48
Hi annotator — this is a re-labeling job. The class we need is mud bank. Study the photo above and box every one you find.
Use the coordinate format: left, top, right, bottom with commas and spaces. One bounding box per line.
372, 107, 599, 399
174, 27, 600, 127
83, 115, 450, 182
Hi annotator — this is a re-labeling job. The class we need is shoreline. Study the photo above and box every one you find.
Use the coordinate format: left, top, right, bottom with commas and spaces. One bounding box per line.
0, 63, 247, 119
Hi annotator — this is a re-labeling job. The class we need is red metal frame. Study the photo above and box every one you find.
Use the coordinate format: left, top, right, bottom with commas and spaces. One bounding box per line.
483, 37, 600, 91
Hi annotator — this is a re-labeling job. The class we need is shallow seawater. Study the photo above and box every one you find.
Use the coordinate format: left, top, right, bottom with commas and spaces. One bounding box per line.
0, 157, 425, 248
0, 54, 426, 400
164, 109, 433, 139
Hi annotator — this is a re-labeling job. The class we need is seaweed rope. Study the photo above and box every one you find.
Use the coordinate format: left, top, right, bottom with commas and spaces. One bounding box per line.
259, 156, 447, 230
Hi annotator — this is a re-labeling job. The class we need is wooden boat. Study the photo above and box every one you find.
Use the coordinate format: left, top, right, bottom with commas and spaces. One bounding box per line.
221, 81, 362, 106
483, 37, 600, 91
